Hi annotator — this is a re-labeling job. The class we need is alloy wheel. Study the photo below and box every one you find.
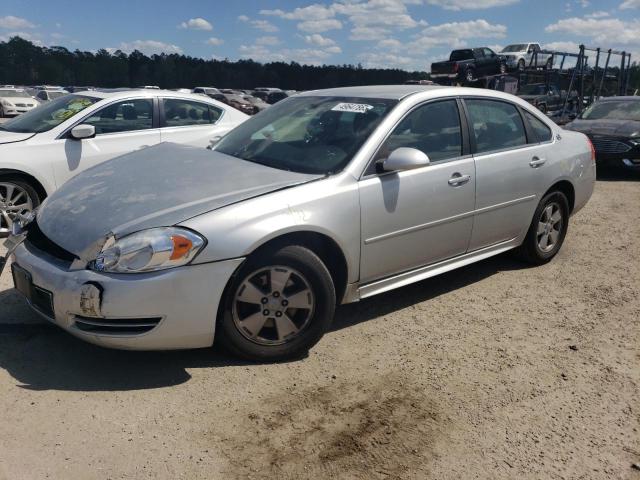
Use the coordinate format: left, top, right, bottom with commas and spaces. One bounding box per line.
0, 182, 34, 235
537, 202, 563, 253
232, 266, 315, 346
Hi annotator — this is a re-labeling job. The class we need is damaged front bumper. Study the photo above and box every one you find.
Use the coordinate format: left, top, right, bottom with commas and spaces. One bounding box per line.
6, 241, 244, 350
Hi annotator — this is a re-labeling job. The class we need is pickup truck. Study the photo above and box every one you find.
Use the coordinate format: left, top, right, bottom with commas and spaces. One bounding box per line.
517, 83, 577, 114
500, 43, 553, 71
430, 48, 506, 83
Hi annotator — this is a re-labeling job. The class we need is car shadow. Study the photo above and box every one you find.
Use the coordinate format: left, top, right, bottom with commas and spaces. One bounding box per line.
0, 253, 527, 393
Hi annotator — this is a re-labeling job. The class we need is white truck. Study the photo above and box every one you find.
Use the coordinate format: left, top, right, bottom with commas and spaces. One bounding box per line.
500, 43, 554, 71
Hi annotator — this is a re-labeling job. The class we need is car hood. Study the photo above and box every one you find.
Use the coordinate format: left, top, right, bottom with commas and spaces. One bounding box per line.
564, 118, 640, 137
0, 130, 36, 144
37, 142, 322, 260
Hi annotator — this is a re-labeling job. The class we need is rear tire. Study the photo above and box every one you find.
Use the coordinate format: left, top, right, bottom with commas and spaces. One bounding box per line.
217, 245, 336, 362
0, 176, 41, 237
517, 59, 525, 72
464, 68, 475, 83
517, 191, 569, 265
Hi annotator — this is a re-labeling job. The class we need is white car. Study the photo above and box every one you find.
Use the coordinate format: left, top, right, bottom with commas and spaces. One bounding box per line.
34, 89, 69, 102
0, 90, 248, 235
0, 88, 39, 117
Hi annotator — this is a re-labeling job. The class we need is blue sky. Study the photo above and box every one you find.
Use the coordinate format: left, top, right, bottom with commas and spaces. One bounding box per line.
1, 0, 638, 71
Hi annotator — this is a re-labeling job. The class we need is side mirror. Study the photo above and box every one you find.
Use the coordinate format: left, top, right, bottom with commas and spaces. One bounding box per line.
70, 124, 96, 140
382, 147, 430, 172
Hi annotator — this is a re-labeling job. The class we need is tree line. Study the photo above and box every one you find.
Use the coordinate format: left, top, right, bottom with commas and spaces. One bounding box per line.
1, 36, 639, 93
0, 36, 426, 90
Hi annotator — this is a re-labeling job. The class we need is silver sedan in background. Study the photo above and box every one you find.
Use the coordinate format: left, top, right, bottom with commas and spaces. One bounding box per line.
1, 85, 595, 361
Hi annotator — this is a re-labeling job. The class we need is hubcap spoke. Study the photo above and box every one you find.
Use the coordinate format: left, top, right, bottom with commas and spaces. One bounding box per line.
239, 312, 269, 338
539, 233, 549, 250
269, 268, 291, 293
0, 183, 34, 233
537, 221, 547, 235
285, 289, 312, 310
543, 205, 553, 222
237, 281, 267, 306
549, 229, 560, 244
551, 210, 562, 224
275, 313, 299, 341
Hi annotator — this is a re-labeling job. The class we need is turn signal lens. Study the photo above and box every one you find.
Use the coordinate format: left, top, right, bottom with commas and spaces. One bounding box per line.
170, 235, 193, 260
587, 137, 596, 164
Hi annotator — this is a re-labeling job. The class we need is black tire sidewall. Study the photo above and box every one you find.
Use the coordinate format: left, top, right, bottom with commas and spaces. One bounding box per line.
217, 245, 336, 361
523, 191, 570, 263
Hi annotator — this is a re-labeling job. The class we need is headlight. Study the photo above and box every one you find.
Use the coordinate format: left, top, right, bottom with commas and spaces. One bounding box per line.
1, 100, 13, 107
91, 227, 205, 273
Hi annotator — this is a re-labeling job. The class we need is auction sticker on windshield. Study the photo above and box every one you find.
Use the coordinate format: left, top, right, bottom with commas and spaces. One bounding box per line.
331, 103, 374, 113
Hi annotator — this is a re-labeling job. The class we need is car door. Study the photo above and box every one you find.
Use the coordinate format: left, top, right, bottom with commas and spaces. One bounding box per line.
472, 48, 487, 76
358, 99, 476, 283
464, 98, 549, 251
53, 97, 161, 186
483, 48, 500, 75
159, 97, 228, 148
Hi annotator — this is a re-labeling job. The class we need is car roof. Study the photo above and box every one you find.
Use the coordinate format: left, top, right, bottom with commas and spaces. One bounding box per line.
75, 89, 223, 102
299, 85, 446, 100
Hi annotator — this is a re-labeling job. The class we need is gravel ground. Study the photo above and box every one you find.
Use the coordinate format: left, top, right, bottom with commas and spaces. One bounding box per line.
0, 171, 638, 480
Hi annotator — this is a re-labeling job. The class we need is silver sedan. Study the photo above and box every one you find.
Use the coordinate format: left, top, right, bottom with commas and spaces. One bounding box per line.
1, 85, 596, 361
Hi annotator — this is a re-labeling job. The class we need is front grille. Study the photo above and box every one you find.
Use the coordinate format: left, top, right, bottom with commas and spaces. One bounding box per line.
590, 136, 632, 154
14, 103, 28, 107
73, 315, 162, 335
26, 220, 78, 265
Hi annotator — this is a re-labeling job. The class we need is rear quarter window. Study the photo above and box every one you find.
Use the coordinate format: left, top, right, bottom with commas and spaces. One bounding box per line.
524, 110, 553, 143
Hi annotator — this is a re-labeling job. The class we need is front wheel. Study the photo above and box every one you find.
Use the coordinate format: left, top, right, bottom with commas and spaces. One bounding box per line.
0, 177, 41, 237
499, 62, 506, 74
517, 191, 569, 265
217, 245, 336, 361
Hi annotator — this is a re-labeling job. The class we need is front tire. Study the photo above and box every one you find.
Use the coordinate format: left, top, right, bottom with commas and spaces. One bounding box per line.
217, 245, 336, 361
517, 59, 525, 72
517, 191, 569, 265
0, 177, 41, 237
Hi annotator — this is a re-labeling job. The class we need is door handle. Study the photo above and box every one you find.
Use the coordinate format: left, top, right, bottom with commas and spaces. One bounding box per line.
529, 157, 546, 168
448, 173, 471, 186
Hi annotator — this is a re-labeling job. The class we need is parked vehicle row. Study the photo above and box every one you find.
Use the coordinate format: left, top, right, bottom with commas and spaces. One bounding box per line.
1, 85, 596, 362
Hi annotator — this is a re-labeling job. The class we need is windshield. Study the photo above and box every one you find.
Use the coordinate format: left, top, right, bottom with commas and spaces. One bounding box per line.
581, 100, 640, 121
501, 44, 527, 53
0, 89, 28, 98
47, 91, 68, 99
450, 50, 473, 61
519, 84, 546, 95
0, 94, 99, 133
214, 96, 397, 174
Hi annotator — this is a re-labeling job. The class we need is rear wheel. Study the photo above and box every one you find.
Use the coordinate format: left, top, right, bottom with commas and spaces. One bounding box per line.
0, 177, 41, 237
217, 245, 336, 361
464, 68, 475, 83
517, 191, 569, 265
517, 59, 526, 72
499, 62, 506, 74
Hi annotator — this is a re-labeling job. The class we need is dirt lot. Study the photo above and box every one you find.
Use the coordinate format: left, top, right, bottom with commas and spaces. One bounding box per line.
0, 171, 638, 480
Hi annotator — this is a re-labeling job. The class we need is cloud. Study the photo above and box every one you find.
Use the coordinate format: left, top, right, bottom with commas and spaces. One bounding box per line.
0, 31, 42, 45
620, 0, 640, 7
0, 15, 35, 29
545, 16, 640, 45
425, 0, 519, 10
332, 0, 426, 30
256, 36, 280, 46
406, 19, 507, 55
178, 18, 213, 31
261, 4, 334, 20
585, 11, 610, 18
108, 40, 183, 55
543, 41, 581, 52
304, 33, 337, 47
205, 37, 224, 46
350, 26, 390, 41
238, 16, 279, 33
297, 18, 343, 33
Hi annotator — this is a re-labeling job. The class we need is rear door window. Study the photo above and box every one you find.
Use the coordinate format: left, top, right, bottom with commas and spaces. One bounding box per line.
82, 98, 153, 135
524, 110, 553, 143
163, 98, 222, 127
465, 99, 527, 154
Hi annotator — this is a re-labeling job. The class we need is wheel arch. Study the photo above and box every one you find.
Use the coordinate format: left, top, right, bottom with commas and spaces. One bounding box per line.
243, 230, 350, 304
544, 179, 575, 213
0, 168, 49, 201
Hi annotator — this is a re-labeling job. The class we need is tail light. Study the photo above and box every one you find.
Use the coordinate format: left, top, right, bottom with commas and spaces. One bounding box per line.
587, 137, 596, 164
